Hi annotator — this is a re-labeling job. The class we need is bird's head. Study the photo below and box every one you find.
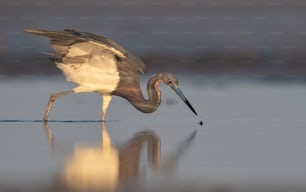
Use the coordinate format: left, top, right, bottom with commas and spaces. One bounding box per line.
159, 72, 198, 116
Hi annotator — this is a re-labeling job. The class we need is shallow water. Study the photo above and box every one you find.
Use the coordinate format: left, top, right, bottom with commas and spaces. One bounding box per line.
1, 76, 306, 191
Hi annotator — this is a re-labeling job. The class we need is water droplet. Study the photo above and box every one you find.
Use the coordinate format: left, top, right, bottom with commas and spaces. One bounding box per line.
199, 121, 203, 126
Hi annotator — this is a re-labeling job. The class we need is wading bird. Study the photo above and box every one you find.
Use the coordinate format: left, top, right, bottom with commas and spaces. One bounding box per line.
25, 29, 197, 121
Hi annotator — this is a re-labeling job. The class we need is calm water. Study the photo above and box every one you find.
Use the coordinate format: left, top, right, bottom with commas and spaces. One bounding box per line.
1, 76, 306, 191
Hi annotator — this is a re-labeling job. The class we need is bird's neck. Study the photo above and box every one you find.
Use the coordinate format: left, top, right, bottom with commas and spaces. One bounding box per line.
132, 74, 162, 113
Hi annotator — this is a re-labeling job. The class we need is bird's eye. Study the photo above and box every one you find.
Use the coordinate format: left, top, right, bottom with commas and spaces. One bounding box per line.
168, 81, 173, 84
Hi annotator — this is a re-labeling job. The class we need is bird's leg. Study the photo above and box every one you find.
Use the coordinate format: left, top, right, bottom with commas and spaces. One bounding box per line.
43, 90, 74, 121
43, 121, 54, 150
101, 95, 112, 121
100, 121, 112, 148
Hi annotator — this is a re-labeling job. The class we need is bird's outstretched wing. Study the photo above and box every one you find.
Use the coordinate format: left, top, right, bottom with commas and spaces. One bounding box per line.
24, 29, 147, 74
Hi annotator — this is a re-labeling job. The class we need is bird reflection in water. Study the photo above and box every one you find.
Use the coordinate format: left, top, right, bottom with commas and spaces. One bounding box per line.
43, 122, 197, 192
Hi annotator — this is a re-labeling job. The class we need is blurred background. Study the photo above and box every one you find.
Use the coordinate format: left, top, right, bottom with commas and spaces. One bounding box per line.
0, 0, 306, 80
1, 1, 306, 192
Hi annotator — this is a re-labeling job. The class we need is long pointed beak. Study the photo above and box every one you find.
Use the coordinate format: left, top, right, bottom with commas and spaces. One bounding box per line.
170, 84, 198, 116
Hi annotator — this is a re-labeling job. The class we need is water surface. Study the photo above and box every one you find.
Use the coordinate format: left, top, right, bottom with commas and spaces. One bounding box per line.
0, 76, 306, 191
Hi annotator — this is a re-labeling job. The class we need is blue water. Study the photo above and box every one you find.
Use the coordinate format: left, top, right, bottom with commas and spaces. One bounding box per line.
0, 76, 306, 191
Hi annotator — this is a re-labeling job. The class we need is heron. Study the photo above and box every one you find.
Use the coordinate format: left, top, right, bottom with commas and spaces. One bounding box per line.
24, 29, 197, 121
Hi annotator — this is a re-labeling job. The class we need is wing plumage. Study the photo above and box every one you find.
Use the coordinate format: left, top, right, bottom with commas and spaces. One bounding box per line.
24, 29, 147, 75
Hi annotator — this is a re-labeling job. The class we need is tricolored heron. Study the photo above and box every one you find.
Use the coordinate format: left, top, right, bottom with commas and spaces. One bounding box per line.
24, 29, 197, 121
